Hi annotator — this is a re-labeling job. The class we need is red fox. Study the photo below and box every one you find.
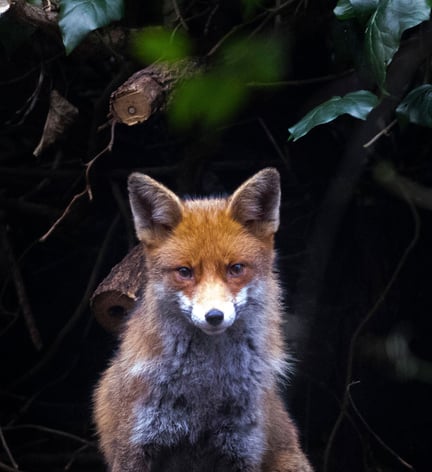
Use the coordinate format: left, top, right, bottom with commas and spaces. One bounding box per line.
93, 168, 313, 472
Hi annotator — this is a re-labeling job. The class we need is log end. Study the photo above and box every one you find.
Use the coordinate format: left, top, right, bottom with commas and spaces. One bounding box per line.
91, 290, 137, 333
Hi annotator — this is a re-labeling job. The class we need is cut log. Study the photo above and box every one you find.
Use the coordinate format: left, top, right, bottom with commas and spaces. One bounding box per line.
109, 59, 202, 126
91, 244, 146, 333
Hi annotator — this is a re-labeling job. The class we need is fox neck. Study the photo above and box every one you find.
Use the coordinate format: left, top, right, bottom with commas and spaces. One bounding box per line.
139, 274, 286, 384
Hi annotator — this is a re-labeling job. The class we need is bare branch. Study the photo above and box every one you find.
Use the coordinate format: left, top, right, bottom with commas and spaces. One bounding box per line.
0, 224, 43, 351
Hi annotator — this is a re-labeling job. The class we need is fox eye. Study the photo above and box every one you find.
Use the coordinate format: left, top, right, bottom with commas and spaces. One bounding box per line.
228, 263, 245, 277
176, 267, 193, 279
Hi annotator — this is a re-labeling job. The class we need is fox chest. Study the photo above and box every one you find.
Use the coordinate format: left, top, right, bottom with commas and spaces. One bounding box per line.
128, 336, 266, 450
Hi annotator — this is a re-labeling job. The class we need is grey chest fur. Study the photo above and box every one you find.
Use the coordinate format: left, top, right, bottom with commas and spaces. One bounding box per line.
129, 325, 269, 466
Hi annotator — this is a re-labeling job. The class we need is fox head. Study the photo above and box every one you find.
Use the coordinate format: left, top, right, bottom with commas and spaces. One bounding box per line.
128, 168, 280, 336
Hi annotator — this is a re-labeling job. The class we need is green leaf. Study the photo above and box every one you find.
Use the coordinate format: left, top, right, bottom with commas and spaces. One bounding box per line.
365, 0, 431, 90
242, 0, 263, 17
334, 0, 356, 20
288, 90, 379, 141
396, 84, 432, 127
131, 27, 192, 64
169, 74, 247, 129
221, 37, 283, 83
59, 0, 124, 54
351, 0, 379, 18
334, 0, 378, 21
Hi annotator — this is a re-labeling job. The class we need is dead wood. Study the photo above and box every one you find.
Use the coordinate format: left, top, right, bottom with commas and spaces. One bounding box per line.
109, 59, 202, 126
34, 90, 79, 157
90, 244, 146, 332
8, 0, 59, 37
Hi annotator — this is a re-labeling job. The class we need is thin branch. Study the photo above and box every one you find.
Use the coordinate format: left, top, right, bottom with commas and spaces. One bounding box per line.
1, 225, 43, 350
64, 444, 90, 471
39, 142, 111, 242
11, 216, 120, 387
39, 188, 88, 242
0, 426, 19, 470
0, 462, 21, 472
3, 424, 95, 448
347, 382, 414, 470
6, 67, 45, 127
206, 0, 299, 56
172, 0, 189, 31
363, 119, 398, 148
256, 116, 291, 172
323, 188, 421, 472
246, 69, 355, 88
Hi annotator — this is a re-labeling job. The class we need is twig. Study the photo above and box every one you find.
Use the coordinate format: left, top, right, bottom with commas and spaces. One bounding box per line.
323, 187, 420, 472
64, 444, 90, 471
172, 0, 189, 31
246, 69, 355, 88
0, 462, 21, 472
6, 67, 45, 127
347, 382, 414, 470
84, 144, 111, 201
1, 225, 43, 351
248, 0, 299, 39
0, 426, 19, 470
363, 119, 398, 148
110, 180, 135, 249
204, 4, 219, 36
3, 424, 95, 448
39, 188, 88, 242
11, 216, 120, 387
256, 116, 291, 171
206, 22, 247, 56
206, 0, 299, 56
39, 143, 111, 242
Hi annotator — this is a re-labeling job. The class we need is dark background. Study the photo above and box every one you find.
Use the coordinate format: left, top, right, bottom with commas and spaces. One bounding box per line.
1, 1, 431, 471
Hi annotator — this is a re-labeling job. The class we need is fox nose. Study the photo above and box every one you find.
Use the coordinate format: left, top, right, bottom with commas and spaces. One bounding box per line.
205, 309, 224, 326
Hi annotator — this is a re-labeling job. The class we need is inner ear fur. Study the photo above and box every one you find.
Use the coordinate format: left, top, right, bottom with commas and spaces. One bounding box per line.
228, 168, 281, 238
128, 173, 182, 244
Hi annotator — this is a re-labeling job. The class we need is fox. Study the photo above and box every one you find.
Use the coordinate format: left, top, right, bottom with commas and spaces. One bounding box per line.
93, 168, 313, 472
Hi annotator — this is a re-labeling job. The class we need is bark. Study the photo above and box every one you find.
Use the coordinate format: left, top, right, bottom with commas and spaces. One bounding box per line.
90, 244, 146, 332
109, 59, 202, 125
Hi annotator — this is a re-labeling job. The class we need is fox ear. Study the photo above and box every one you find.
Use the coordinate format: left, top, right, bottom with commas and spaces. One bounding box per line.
128, 173, 182, 244
228, 168, 281, 239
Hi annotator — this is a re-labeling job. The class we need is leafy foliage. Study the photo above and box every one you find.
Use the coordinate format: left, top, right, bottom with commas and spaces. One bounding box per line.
59, 0, 124, 54
131, 27, 192, 63
365, 0, 431, 90
130, 26, 283, 128
334, 0, 378, 21
169, 75, 247, 128
292, 0, 432, 140
396, 84, 432, 127
167, 37, 283, 128
288, 91, 379, 141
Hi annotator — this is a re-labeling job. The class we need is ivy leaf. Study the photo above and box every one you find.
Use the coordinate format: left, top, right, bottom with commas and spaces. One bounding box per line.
288, 90, 378, 141
59, 0, 124, 54
396, 84, 432, 127
334, 0, 378, 21
365, 0, 431, 90
351, 0, 379, 18
334, 0, 356, 20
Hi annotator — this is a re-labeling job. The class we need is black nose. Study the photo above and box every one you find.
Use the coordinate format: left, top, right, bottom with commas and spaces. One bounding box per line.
205, 309, 224, 326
